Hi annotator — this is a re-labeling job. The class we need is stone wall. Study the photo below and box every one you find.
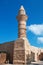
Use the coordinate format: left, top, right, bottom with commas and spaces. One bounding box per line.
13, 38, 25, 64
0, 41, 15, 64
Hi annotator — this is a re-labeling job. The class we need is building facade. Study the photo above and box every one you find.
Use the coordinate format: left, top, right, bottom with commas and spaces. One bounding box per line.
0, 6, 43, 64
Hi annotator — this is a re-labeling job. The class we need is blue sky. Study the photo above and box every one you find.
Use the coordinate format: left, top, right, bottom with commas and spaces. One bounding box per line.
0, 0, 43, 48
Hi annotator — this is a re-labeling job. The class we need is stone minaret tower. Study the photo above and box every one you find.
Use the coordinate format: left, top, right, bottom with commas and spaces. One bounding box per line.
17, 6, 28, 38
13, 6, 30, 64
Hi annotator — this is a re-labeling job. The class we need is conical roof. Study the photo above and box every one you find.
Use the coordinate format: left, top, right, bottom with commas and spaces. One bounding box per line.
18, 5, 26, 15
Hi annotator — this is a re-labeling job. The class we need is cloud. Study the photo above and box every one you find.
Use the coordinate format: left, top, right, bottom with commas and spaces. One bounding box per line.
37, 37, 43, 44
27, 24, 43, 35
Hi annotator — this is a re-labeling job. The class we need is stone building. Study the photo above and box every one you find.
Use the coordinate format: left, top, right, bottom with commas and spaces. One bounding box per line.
0, 5, 43, 64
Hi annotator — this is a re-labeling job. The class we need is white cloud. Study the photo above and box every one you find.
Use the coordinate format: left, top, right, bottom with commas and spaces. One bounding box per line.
37, 37, 43, 43
27, 24, 43, 35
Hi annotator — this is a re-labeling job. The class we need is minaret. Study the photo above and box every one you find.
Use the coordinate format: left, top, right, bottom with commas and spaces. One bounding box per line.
17, 5, 28, 38
13, 6, 30, 64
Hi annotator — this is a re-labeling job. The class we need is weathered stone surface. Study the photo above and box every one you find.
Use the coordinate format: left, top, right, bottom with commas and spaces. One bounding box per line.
0, 41, 14, 64
14, 50, 25, 60
14, 39, 24, 49
13, 38, 30, 64
13, 38, 25, 64
0, 53, 6, 64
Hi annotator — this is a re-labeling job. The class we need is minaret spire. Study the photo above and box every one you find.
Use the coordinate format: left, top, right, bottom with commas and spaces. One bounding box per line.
17, 5, 28, 38
18, 5, 26, 15
20, 5, 24, 10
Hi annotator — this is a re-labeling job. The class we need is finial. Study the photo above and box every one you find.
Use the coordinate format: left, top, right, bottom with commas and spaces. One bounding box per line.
20, 5, 25, 10
18, 5, 26, 15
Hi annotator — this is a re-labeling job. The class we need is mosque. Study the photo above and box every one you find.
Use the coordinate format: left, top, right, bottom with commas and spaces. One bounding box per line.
0, 6, 43, 64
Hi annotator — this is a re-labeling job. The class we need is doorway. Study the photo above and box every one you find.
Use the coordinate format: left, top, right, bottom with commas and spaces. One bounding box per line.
38, 52, 43, 61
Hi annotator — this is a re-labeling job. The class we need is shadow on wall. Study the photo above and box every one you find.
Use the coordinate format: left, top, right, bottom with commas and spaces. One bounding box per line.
26, 52, 35, 64
38, 52, 43, 61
